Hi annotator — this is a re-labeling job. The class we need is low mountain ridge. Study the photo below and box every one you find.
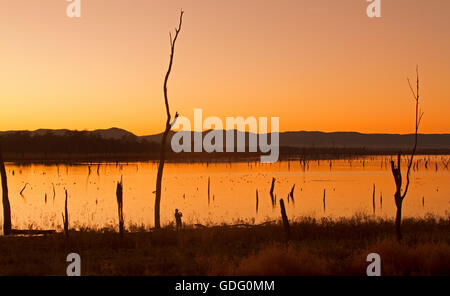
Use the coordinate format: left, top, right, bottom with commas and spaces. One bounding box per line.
1, 128, 450, 149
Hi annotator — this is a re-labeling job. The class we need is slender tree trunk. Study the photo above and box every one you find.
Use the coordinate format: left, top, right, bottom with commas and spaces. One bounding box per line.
154, 11, 183, 229
0, 149, 11, 235
154, 131, 169, 229
395, 197, 402, 241
390, 66, 423, 242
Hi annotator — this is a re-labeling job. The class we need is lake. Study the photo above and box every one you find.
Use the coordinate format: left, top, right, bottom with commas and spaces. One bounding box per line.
2, 155, 449, 231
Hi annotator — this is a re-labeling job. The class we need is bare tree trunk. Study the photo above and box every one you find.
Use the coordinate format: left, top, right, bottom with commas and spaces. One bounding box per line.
395, 197, 403, 241
0, 148, 11, 235
391, 66, 423, 242
154, 11, 183, 229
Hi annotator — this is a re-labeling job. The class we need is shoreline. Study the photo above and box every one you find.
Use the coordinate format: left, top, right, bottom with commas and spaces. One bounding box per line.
3, 150, 450, 164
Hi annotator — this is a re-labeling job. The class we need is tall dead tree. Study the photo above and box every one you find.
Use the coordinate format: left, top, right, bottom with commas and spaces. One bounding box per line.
391, 66, 423, 241
154, 11, 183, 229
0, 148, 11, 235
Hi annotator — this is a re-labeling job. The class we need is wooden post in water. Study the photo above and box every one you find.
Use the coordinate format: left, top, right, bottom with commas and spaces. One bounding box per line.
256, 189, 259, 214
380, 192, 383, 211
289, 184, 295, 204
270, 177, 275, 195
52, 183, 56, 203
208, 177, 210, 206
372, 184, 376, 215
279, 199, 290, 240
269, 177, 276, 207
62, 189, 69, 237
116, 178, 124, 238
0, 148, 12, 235
323, 189, 326, 213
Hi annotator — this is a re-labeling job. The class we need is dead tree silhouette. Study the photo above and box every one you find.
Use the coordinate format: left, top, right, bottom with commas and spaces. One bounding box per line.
391, 66, 423, 241
0, 148, 11, 235
154, 11, 183, 229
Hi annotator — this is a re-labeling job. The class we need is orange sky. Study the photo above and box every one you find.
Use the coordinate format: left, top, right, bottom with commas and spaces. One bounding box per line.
0, 0, 449, 135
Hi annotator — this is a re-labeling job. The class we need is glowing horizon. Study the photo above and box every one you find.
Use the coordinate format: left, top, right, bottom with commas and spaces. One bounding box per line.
1, 0, 450, 136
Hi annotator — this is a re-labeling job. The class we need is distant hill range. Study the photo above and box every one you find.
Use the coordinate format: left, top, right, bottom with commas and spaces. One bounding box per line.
2, 128, 450, 150
140, 130, 450, 150
0, 127, 136, 140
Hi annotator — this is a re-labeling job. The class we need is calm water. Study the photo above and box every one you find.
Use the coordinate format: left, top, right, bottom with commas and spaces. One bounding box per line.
1, 155, 449, 231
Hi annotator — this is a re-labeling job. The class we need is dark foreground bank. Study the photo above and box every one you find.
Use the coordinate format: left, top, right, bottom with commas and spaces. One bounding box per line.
0, 215, 449, 276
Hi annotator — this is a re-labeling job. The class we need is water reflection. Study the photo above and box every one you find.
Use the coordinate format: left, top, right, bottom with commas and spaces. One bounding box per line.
1, 155, 449, 231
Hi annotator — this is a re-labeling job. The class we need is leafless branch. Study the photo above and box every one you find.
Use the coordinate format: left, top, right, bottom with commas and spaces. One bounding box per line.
402, 65, 421, 200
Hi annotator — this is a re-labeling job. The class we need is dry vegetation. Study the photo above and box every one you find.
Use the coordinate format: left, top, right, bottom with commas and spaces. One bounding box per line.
0, 215, 448, 276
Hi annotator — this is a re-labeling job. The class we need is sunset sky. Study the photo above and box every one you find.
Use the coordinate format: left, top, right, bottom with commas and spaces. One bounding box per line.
0, 0, 449, 135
